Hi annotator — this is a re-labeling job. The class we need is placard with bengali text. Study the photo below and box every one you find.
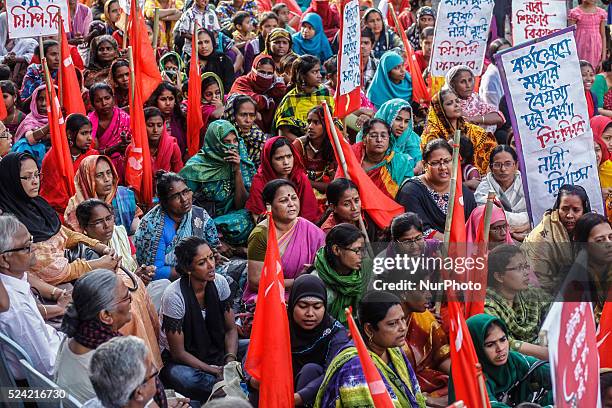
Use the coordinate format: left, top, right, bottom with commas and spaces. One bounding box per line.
512, 0, 566, 45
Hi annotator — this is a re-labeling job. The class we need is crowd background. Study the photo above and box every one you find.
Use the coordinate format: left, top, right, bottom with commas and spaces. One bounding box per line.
0, 0, 611, 406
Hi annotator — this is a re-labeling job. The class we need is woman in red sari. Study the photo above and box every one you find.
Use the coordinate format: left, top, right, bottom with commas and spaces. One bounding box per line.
125, 107, 183, 176
228, 54, 286, 133
87, 83, 131, 183
245, 136, 321, 223
40, 113, 98, 220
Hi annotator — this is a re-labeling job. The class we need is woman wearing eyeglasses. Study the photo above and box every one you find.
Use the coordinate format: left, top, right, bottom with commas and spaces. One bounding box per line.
134, 171, 220, 281
466, 204, 514, 248
74, 198, 162, 365
0, 152, 120, 286
474, 145, 530, 241
310, 223, 367, 326
397, 139, 477, 241
352, 118, 415, 199
55, 269, 135, 403
159, 236, 238, 404
483, 244, 551, 361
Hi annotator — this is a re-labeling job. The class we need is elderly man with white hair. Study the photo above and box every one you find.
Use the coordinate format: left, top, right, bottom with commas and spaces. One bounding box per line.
84, 336, 160, 408
0, 214, 63, 379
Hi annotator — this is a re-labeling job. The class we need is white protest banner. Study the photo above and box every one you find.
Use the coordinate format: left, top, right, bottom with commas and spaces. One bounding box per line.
429, 0, 494, 77
512, 0, 566, 45
335, 0, 361, 118
6, 0, 70, 39
117, 0, 145, 15
496, 27, 604, 225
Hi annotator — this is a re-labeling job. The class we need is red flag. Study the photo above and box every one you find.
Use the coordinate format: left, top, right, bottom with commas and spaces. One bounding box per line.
447, 301, 491, 408
44, 72, 75, 197
598, 301, 612, 368
389, 8, 430, 104
0, 89, 6, 121
322, 103, 404, 228
345, 308, 395, 407
124, 0, 153, 206
449, 156, 467, 244
463, 209, 486, 318
186, 26, 203, 158
244, 213, 294, 407
334, 0, 361, 119
128, 3, 162, 100
59, 18, 86, 115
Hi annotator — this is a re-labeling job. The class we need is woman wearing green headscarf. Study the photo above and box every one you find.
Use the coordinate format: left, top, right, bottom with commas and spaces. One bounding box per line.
357, 98, 422, 169
180, 120, 257, 247
449, 314, 553, 407
311, 223, 370, 326
159, 51, 187, 85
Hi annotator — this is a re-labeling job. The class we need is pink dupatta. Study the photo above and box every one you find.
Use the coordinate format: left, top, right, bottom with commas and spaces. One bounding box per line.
15, 85, 48, 141
88, 106, 131, 182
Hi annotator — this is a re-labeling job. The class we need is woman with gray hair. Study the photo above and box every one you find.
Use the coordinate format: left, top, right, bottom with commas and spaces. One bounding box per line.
54, 269, 134, 403
85, 336, 158, 408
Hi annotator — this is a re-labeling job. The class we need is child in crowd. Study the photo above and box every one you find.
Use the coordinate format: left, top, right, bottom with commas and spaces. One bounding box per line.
232, 11, 256, 50
569, 0, 607, 70
272, 3, 297, 34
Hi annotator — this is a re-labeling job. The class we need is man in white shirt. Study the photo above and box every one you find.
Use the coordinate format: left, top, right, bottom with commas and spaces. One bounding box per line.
0, 214, 63, 379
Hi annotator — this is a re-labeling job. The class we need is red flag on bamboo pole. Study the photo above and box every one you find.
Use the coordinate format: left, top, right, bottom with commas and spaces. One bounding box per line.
127, 1, 162, 100
59, 17, 86, 115
345, 307, 395, 407
186, 24, 203, 158
389, 4, 430, 104
322, 102, 404, 228
124, 0, 153, 207
244, 213, 294, 408
449, 155, 467, 245
447, 302, 491, 408
43, 59, 75, 197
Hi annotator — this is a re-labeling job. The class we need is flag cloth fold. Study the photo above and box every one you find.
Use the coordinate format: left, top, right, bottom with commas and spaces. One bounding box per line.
124, 0, 153, 206
59, 18, 86, 115
45, 73, 75, 197
344, 307, 396, 407
322, 103, 404, 228
389, 9, 430, 104
447, 301, 491, 408
0, 88, 6, 120
127, 4, 162, 100
187, 25, 203, 158
244, 213, 294, 407
598, 301, 612, 368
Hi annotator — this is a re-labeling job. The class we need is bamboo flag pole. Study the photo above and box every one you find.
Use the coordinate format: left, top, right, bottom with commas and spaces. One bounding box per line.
322, 101, 373, 257
443, 129, 462, 246
152, 8, 160, 49
482, 190, 496, 248
127, 46, 135, 104
476, 363, 489, 408
38, 36, 44, 63
56, 15, 63, 106
122, 13, 129, 49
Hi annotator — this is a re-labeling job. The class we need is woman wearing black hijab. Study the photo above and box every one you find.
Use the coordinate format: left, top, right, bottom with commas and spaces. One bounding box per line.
0, 152, 117, 285
248, 273, 350, 407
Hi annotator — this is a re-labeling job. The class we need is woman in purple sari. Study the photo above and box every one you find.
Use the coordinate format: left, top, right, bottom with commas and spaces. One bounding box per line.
87, 83, 131, 183
244, 179, 325, 303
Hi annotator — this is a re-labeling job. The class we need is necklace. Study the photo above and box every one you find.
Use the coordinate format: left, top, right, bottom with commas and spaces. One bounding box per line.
307, 140, 320, 155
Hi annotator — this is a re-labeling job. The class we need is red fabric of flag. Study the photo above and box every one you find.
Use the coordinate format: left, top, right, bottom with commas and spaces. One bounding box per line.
244, 213, 294, 407
124, 0, 153, 206
186, 27, 203, 158
390, 12, 430, 104
322, 104, 404, 228
599, 301, 612, 368
59, 18, 86, 115
447, 301, 491, 408
0, 88, 6, 120
334, 0, 361, 119
464, 209, 486, 318
128, 5, 162, 101
449, 156, 467, 245
45, 82, 75, 197
345, 308, 395, 407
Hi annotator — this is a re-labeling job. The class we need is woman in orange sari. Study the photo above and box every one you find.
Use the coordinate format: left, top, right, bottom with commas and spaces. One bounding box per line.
422, 88, 497, 174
